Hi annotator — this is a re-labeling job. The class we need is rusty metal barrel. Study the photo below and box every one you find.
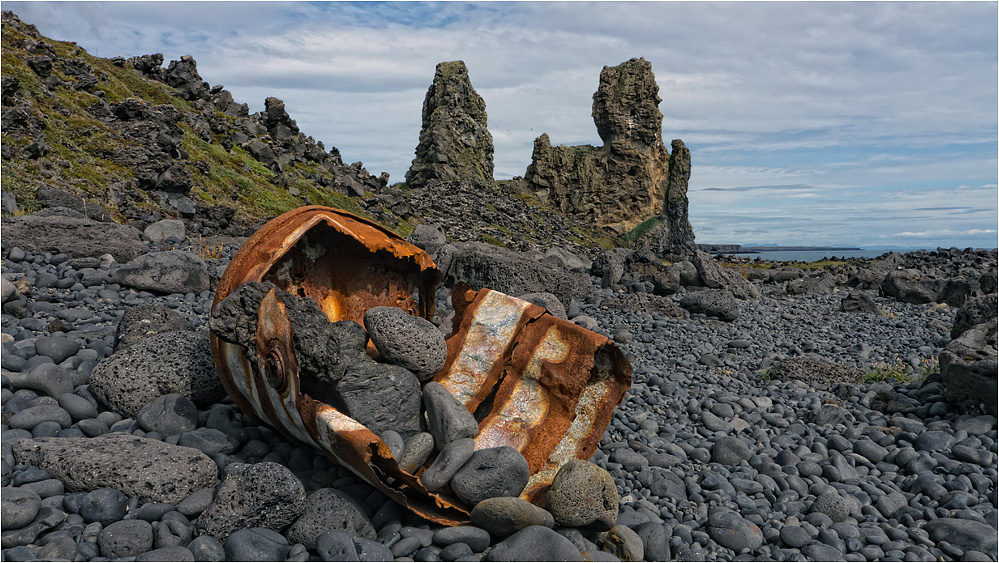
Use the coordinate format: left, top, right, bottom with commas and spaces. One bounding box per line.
209, 206, 631, 525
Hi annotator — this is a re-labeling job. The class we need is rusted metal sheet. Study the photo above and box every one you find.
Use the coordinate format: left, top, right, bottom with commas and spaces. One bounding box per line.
210, 206, 632, 525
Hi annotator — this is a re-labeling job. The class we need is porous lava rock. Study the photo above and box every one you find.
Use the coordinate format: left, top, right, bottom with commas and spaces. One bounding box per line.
327, 358, 423, 439
194, 462, 306, 541
89, 330, 223, 417
939, 318, 997, 416
545, 460, 618, 531
1, 215, 147, 262
364, 306, 447, 379
110, 250, 210, 295
114, 304, 194, 351
286, 488, 376, 550
10, 435, 218, 504
406, 61, 493, 189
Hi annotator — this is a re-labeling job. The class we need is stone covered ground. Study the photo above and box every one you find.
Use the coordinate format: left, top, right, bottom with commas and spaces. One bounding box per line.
1, 236, 997, 562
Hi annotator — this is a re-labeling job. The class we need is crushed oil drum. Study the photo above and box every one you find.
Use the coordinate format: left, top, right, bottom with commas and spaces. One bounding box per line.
210, 206, 632, 525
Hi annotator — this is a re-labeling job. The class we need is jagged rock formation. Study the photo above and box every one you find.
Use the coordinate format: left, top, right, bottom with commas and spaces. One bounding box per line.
405, 61, 494, 189
646, 138, 697, 259
525, 58, 681, 235
0, 11, 385, 234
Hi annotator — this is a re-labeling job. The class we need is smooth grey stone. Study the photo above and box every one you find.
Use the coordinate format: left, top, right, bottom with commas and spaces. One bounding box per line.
316, 529, 359, 561
609, 448, 648, 471
136, 502, 175, 522
1, 487, 41, 529
433, 526, 492, 552
421, 438, 475, 492
223, 527, 290, 562
80, 488, 128, 525
57, 392, 98, 421
137, 394, 198, 436
399, 432, 435, 474
98, 519, 154, 559
451, 446, 530, 506
780, 525, 812, 548
401, 526, 435, 548
853, 440, 889, 464
633, 521, 669, 561
924, 518, 998, 559
707, 509, 763, 552
19, 478, 64, 498
364, 306, 447, 379
392, 536, 423, 557
194, 462, 305, 541
11, 468, 50, 487
354, 537, 394, 562
10, 364, 74, 400
439, 542, 472, 561
711, 436, 752, 465
33, 335, 81, 364
136, 545, 196, 561
155, 515, 193, 548
188, 534, 225, 562
470, 496, 554, 538
35, 535, 77, 560
177, 427, 239, 455
381, 430, 405, 459
484, 525, 583, 561
423, 382, 479, 449
802, 543, 845, 561
914, 430, 956, 452
286, 488, 375, 550
603, 525, 644, 562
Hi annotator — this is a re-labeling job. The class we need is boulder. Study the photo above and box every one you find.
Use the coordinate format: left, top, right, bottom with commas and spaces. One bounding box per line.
114, 304, 194, 351
940, 319, 997, 416
690, 251, 758, 300
879, 270, 945, 304
952, 293, 998, 339
525, 58, 671, 234
445, 242, 592, 307
142, 219, 186, 242
787, 272, 837, 295
1, 215, 147, 262
194, 462, 306, 541
924, 518, 998, 559
841, 290, 878, 314
89, 330, 224, 417
163, 56, 208, 101
11, 435, 218, 504
648, 139, 697, 259
327, 358, 422, 439
469, 497, 554, 538
37, 185, 113, 222
706, 509, 763, 552
545, 460, 618, 532
286, 488, 376, 550
406, 61, 493, 189
678, 289, 740, 322
364, 306, 447, 380
111, 250, 210, 295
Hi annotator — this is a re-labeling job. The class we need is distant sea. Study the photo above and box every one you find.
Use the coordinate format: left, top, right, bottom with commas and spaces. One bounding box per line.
740, 249, 921, 262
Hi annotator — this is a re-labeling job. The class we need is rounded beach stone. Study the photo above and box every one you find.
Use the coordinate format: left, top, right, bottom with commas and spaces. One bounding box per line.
33, 335, 81, 364
98, 519, 154, 559
421, 438, 476, 492
602, 525, 644, 562
136, 394, 199, 436
1, 486, 41, 529
433, 526, 491, 552
188, 535, 225, 562
707, 509, 763, 552
633, 521, 669, 562
450, 447, 530, 506
423, 382, 479, 449
470, 496, 554, 538
136, 545, 195, 562
399, 432, 435, 473
316, 529, 359, 561
286, 488, 376, 550
711, 436, 752, 465
223, 527, 290, 562
194, 462, 305, 541
364, 306, 447, 379
80, 488, 129, 525
811, 492, 850, 523
483, 525, 583, 562
546, 460, 618, 531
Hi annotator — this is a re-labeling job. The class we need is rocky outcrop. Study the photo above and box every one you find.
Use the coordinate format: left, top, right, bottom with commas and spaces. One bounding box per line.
525, 58, 681, 235
406, 61, 493, 189
647, 139, 697, 259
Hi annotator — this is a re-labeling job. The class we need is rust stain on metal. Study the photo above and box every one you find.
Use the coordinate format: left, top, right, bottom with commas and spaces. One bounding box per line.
210, 206, 632, 525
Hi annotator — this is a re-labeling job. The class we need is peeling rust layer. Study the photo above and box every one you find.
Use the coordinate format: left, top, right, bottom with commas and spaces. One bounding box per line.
210, 206, 632, 525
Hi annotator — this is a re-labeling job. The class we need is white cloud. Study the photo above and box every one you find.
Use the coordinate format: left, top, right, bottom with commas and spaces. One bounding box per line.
4, 1, 996, 248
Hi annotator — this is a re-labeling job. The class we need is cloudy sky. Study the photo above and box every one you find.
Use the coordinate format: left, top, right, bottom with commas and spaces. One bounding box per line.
7, 2, 998, 248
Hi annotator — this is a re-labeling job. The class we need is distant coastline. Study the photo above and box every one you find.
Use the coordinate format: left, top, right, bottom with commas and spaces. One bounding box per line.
697, 244, 863, 254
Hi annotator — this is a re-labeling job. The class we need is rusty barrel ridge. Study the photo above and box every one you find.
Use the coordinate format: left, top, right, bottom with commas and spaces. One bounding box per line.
210, 205, 632, 525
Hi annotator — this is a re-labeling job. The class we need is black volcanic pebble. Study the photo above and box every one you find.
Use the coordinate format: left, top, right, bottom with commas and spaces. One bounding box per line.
98, 519, 154, 559
450, 447, 530, 506
80, 487, 128, 525
188, 535, 225, 561
483, 525, 583, 562
33, 335, 80, 364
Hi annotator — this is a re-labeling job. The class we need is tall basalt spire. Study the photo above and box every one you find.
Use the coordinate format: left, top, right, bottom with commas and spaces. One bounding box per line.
406, 61, 494, 189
